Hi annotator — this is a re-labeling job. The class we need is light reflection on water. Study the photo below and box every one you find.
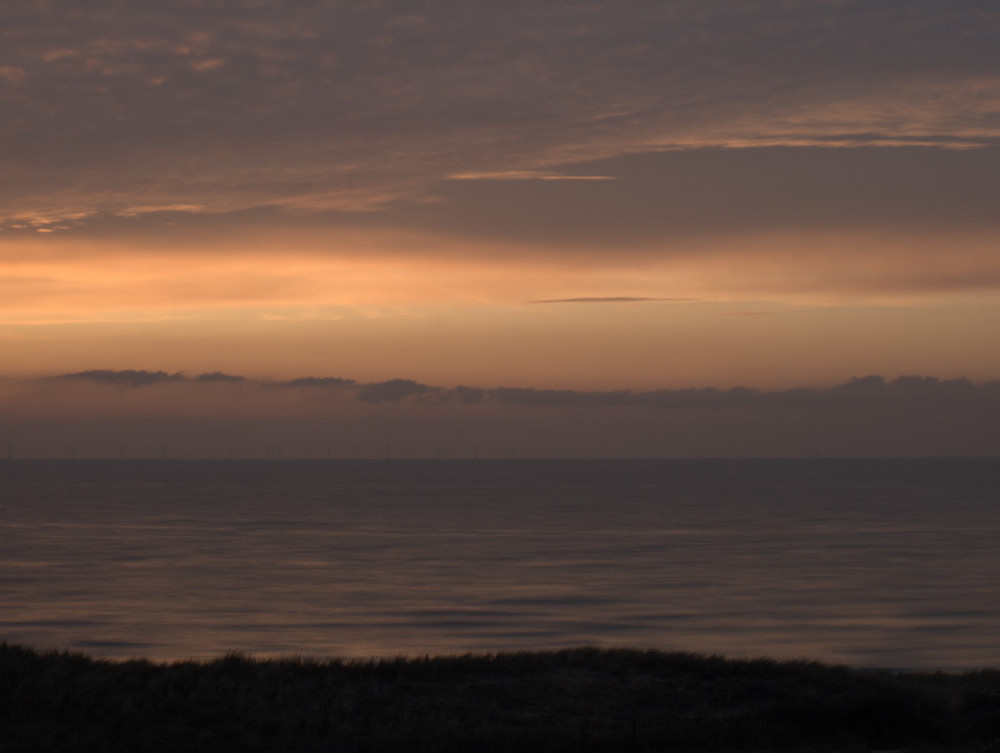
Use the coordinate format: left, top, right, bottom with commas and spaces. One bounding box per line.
1, 458, 999, 669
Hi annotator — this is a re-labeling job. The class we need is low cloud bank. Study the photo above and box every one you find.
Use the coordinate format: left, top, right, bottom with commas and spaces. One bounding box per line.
46, 369, 1000, 408
194, 372, 246, 383
265, 377, 356, 389
3, 370, 997, 458
58, 370, 185, 387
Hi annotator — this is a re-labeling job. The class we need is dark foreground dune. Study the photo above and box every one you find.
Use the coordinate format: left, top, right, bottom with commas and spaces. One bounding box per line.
2, 643, 999, 753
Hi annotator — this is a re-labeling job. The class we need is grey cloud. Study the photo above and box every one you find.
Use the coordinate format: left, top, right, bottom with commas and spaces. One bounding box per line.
487, 387, 637, 408
57, 369, 184, 387
826, 375, 985, 402
482, 386, 763, 409
1, 1, 996, 228
357, 379, 439, 403
266, 376, 356, 389
446, 377, 1000, 410
194, 371, 246, 383
57, 368, 247, 387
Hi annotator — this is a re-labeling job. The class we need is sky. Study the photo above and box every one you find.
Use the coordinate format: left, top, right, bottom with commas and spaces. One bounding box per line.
2, 0, 999, 456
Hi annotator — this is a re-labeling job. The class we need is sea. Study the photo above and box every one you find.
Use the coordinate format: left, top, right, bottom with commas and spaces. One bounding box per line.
1, 458, 998, 670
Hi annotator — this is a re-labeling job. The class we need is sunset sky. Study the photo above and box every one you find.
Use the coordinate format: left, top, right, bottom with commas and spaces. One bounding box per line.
2, 1, 999, 456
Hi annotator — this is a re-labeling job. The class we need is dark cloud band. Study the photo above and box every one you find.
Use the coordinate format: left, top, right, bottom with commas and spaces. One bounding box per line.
1, 1, 996, 229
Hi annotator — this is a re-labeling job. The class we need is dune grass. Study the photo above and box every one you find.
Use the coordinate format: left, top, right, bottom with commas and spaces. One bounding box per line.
2, 643, 999, 753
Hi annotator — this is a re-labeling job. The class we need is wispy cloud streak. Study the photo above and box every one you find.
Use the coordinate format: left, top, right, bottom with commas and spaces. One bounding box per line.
528, 297, 694, 304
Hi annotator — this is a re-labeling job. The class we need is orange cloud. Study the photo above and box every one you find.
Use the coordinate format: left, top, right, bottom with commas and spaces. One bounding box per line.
2, 225, 1000, 326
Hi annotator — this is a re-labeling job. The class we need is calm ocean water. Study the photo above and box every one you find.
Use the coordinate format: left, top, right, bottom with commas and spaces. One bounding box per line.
1, 458, 998, 670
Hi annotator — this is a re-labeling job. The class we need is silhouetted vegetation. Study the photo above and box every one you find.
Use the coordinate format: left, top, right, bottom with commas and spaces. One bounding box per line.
2, 643, 999, 752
